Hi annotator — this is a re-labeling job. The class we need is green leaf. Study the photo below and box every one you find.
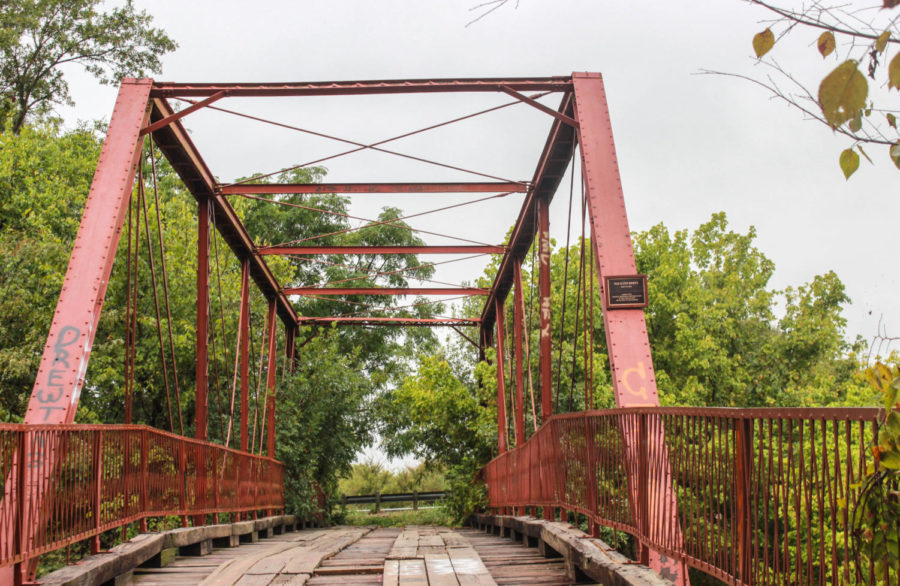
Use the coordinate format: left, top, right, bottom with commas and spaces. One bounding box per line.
888, 384, 900, 412
818, 31, 836, 58
891, 144, 900, 169
818, 61, 868, 128
753, 29, 775, 58
888, 113, 897, 128
880, 450, 900, 469
887, 411, 900, 435
839, 148, 859, 179
877, 31, 891, 54
849, 114, 863, 132
890, 52, 900, 89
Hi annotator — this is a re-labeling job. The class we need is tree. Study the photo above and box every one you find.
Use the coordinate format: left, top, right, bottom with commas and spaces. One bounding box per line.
709, 0, 900, 178
0, 0, 176, 133
0, 122, 102, 420
275, 334, 372, 520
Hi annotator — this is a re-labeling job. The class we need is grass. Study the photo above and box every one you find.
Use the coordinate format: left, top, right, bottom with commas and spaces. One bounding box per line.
339, 506, 456, 527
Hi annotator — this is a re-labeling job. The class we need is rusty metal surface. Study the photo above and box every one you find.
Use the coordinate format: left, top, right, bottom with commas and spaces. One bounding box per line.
150, 77, 574, 97
221, 182, 528, 194
261, 245, 505, 256
483, 408, 883, 585
0, 424, 283, 570
295, 317, 480, 327
284, 287, 488, 296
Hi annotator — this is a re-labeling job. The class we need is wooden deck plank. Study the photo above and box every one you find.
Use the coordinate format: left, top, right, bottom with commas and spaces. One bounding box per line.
383, 559, 400, 586
398, 558, 428, 585
425, 553, 460, 586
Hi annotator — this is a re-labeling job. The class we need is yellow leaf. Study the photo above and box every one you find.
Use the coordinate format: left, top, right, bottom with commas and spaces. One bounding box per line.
839, 148, 859, 179
877, 31, 891, 54
890, 51, 900, 89
818, 31, 836, 58
753, 28, 775, 58
889, 113, 897, 128
849, 114, 862, 132
818, 60, 868, 128
890, 143, 900, 169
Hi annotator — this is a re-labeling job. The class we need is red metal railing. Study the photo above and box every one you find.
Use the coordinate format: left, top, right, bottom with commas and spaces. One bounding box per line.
483, 407, 884, 585
0, 424, 283, 570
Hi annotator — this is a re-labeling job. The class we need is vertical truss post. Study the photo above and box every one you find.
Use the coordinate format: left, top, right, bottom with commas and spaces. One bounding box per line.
193, 195, 209, 527
239, 260, 250, 454
265, 300, 278, 459
196, 195, 210, 441
495, 299, 508, 455
285, 324, 296, 373
513, 262, 526, 447
537, 195, 552, 421
573, 72, 687, 585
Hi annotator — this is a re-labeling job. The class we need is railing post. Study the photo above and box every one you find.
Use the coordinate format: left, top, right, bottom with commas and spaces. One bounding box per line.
140, 429, 148, 533
13, 429, 27, 586
638, 413, 650, 565
584, 415, 600, 537
234, 452, 241, 521
91, 430, 103, 554
252, 459, 258, 519
213, 450, 220, 524
735, 418, 754, 582
179, 440, 188, 527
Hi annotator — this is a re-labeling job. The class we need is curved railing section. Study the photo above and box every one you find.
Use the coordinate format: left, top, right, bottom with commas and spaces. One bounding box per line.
482, 407, 882, 585
0, 424, 284, 570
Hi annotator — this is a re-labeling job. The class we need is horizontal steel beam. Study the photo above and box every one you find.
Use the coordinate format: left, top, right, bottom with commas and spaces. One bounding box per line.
285, 287, 488, 296
151, 77, 573, 98
261, 245, 505, 256
297, 317, 481, 327
220, 182, 528, 194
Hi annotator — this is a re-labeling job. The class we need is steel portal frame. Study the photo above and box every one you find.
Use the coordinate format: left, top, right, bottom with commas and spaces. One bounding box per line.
15, 73, 685, 584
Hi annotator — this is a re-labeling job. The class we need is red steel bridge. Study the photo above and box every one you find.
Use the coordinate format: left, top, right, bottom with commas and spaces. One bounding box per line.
0, 74, 886, 585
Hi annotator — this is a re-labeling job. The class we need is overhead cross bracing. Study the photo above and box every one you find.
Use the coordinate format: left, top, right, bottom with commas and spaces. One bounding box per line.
141, 77, 587, 340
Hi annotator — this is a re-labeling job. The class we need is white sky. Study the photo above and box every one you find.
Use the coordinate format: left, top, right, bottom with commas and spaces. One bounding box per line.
58, 1, 898, 357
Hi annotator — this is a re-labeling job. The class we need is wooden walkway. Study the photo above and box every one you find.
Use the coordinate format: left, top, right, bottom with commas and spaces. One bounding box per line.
128, 525, 592, 585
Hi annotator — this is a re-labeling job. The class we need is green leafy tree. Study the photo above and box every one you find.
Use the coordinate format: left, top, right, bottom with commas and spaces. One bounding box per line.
0, 122, 101, 420
275, 333, 371, 521
0, 0, 176, 133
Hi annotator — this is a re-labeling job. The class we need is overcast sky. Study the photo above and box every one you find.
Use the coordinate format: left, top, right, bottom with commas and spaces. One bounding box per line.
59, 0, 899, 352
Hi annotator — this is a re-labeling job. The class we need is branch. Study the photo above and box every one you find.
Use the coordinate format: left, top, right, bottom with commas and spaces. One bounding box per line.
748, 0, 900, 43
697, 67, 895, 145
466, 0, 513, 27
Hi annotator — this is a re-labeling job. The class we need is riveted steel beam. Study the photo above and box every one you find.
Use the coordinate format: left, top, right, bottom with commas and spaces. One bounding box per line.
261, 245, 504, 256
151, 77, 573, 98
285, 287, 487, 296
221, 182, 527, 194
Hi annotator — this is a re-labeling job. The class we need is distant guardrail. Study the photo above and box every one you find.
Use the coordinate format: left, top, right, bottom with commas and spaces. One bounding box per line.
341, 491, 447, 512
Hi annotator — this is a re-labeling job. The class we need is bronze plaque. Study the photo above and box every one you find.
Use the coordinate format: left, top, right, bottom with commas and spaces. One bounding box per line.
605, 275, 648, 309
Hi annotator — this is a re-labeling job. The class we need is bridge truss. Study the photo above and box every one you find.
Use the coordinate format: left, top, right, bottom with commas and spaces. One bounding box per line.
0, 74, 887, 585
